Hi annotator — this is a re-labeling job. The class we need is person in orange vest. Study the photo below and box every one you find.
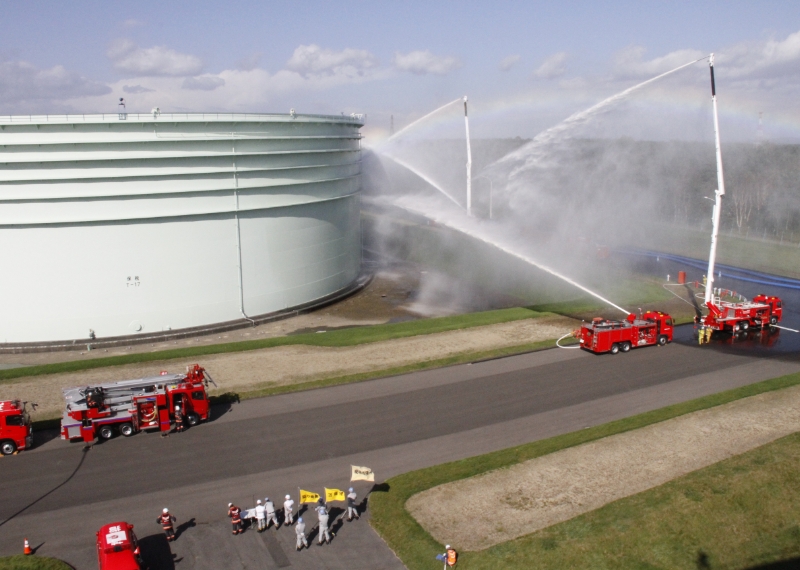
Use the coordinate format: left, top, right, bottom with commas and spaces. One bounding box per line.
157, 508, 177, 542
228, 502, 243, 535
436, 544, 458, 568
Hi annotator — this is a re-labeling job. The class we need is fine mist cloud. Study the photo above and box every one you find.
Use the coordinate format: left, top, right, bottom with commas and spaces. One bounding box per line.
393, 50, 461, 76
108, 39, 204, 77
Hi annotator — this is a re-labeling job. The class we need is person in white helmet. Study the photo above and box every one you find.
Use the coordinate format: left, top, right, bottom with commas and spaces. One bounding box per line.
315, 499, 331, 545
157, 508, 176, 541
264, 496, 279, 529
174, 403, 185, 432
346, 487, 360, 521
295, 517, 308, 551
283, 494, 295, 525
255, 499, 266, 532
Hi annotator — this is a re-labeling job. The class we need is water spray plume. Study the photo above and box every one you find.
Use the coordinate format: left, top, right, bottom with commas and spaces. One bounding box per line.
384, 194, 631, 316
386, 98, 463, 142
488, 55, 709, 177
380, 154, 464, 209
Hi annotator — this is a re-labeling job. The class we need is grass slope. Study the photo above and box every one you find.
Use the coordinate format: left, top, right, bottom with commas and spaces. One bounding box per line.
0, 555, 73, 570
473, 432, 800, 569
369, 371, 800, 570
0, 307, 546, 384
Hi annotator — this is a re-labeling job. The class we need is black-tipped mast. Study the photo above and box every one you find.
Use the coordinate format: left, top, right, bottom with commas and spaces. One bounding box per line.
705, 53, 726, 305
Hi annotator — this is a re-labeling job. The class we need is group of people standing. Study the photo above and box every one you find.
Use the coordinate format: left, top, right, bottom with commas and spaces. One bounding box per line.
224, 488, 360, 552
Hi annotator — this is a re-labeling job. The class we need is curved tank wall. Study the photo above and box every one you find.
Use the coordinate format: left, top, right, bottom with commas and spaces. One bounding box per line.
0, 112, 364, 343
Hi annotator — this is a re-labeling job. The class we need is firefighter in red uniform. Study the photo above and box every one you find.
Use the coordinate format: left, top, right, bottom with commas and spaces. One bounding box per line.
157, 507, 177, 541
228, 503, 243, 535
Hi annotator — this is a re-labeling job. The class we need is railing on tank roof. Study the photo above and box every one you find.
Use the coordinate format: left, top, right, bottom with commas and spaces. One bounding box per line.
0, 112, 365, 124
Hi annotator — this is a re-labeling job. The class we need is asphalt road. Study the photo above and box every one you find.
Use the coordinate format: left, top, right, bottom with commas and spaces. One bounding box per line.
1, 336, 799, 569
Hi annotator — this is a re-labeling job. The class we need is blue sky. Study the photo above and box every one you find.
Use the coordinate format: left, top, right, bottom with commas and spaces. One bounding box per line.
3, 1, 800, 141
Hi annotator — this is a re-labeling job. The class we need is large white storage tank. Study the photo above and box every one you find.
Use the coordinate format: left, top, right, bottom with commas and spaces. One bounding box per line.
0, 112, 364, 344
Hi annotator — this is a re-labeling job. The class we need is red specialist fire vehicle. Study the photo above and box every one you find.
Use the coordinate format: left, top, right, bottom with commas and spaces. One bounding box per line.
703, 293, 782, 332
61, 364, 215, 443
0, 399, 33, 455
580, 311, 674, 354
96, 522, 143, 570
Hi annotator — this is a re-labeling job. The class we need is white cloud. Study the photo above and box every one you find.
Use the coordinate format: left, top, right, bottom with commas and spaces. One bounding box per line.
236, 52, 262, 72
108, 39, 203, 77
534, 52, 568, 79
613, 46, 705, 79
719, 30, 800, 81
122, 84, 154, 94
0, 59, 110, 110
499, 54, 520, 72
182, 75, 226, 91
286, 44, 378, 76
393, 50, 460, 76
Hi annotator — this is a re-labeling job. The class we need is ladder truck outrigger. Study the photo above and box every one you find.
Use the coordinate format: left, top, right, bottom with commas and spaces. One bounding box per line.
61, 364, 216, 444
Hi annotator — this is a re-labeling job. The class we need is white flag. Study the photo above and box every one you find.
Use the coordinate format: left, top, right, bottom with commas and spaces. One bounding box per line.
351, 465, 375, 482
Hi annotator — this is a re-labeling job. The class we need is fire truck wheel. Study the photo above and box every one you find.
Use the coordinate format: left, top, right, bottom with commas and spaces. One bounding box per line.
119, 423, 134, 437
187, 413, 200, 427
733, 323, 741, 332
770, 316, 778, 326
1, 440, 16, 455
657, 335, 668, 346
621, 342, 631, 353
98, 426, 115, 440
610, 343, 620, 355
741, 322, 749, 331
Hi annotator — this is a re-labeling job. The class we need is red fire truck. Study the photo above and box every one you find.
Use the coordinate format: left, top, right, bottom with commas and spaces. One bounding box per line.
0, 399, 33, 455
579, 311, 674, 354
703, 294, 782, 332
96, 522, 144, 570
61, 364, 215, 443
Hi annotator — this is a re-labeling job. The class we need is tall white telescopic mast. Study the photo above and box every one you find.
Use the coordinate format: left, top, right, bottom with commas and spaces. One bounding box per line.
705, 53, 726, 305
464, 96, 472, 216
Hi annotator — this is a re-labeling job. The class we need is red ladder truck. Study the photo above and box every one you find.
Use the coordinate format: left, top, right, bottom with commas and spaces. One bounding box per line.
61, 364, 215, 444
579, 311, 674, 354
702, 293, 782, 333
0, 399, 33, 455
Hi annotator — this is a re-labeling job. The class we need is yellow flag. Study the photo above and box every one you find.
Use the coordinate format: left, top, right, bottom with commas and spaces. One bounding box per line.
351, 465, 375, 482
299, 489, 320, 504
325, 488, 345, 502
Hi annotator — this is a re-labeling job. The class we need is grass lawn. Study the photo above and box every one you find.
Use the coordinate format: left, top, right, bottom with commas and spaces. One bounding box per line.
0, 556, 73, 570
369, 371, 800, 570
465, 432, 800, 569
0, 307, 549, 384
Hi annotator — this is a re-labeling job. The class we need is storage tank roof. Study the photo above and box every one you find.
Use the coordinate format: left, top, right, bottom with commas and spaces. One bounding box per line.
0, 112, 364, 126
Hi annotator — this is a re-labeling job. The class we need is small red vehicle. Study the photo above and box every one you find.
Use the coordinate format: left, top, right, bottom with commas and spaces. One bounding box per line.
703, 294, 782, 332
579, 311, 674, 354
0, 399, 33, 455
96, 521, 143, 570
62, 364, 215, 444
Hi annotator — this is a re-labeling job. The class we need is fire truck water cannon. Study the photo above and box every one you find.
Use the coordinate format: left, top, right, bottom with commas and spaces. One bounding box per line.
61, 364, 216, 444
0, 399, 34, 455
579, 311, 674, 355
702, 294, 782, 333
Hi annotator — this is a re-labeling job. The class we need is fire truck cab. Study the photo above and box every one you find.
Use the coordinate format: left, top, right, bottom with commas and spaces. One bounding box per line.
96, 522, 143, 570
0, 399, 33, 455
